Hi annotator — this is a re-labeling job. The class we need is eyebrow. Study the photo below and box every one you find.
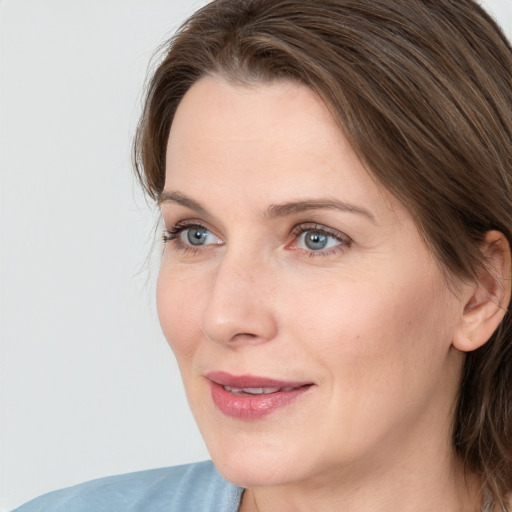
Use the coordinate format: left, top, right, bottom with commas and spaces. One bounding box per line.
158, 190, 375, 222
158, 191, 210, 216
265, 199, 375, 222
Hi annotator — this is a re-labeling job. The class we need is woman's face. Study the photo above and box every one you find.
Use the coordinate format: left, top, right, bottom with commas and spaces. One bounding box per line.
158, 77, 466, 488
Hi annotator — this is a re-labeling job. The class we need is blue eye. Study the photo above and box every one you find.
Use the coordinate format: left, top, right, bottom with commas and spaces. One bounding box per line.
184, 226, 210, 246
291, 225, 351, 254
302, 231, 330, 250
163, 223, 222, 249
297, 230, 340, 251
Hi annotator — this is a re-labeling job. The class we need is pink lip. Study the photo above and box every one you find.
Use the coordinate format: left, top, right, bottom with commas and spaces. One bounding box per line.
206, 371, 314, 420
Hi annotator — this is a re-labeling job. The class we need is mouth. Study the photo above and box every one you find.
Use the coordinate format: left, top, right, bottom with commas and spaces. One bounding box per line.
206, 371, 314, 419
221, 385, 300, 395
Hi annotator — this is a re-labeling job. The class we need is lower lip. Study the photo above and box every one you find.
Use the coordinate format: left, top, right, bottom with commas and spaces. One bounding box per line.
209, 381, 312, 420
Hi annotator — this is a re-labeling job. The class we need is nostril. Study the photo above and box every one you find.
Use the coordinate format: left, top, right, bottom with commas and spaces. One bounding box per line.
201, 323, 269, 345
230, 332, 260, 343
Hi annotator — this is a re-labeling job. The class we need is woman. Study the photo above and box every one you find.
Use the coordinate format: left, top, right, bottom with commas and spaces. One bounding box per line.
14, 0, 512, 511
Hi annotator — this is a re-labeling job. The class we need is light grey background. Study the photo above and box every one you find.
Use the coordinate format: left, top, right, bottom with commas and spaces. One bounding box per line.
1, 0, 510, 510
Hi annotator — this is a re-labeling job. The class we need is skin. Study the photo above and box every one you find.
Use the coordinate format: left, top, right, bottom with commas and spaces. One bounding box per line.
157, 76, 495, 511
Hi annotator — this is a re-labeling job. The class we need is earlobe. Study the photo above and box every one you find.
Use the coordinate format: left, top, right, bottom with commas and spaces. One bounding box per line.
452, 231, 511, 352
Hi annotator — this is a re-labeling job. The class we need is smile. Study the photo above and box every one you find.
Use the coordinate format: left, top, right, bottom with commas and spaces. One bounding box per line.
207, 372, 314, 420
222, 385, 297, 395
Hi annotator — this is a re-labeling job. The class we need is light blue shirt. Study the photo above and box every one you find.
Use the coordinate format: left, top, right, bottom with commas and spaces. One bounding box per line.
12, 460, 243, 512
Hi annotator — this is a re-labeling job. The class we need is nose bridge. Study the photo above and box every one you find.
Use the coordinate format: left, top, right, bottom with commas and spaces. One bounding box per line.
201, 244, 278, 346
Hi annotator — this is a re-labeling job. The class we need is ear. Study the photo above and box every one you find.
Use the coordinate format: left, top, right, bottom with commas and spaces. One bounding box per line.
452, 230, 511, 352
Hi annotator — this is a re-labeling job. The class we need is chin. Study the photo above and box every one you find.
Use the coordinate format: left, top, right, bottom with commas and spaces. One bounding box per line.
203, 425, 333, 490
198, 424, 299, 487
212, 451, 300, 489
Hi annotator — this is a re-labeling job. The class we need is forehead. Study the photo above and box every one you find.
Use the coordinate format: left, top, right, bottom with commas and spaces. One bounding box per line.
167, 76, 339, 158
165, 77, 387, 206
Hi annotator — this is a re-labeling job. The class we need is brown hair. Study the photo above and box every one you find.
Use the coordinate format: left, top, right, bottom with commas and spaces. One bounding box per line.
134, 0, 512, 506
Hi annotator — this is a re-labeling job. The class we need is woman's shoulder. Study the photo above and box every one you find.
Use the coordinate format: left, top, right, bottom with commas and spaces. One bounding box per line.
12, 460, 243, 512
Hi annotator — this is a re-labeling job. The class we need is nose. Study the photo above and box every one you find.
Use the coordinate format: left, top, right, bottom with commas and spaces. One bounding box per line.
200, 249, 279, 346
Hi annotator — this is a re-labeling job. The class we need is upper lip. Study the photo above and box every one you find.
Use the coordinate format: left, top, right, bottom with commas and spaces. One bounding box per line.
206, 371, 313, 389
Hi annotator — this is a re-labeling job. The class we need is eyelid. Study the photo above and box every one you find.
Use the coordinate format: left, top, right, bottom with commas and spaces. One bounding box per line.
163, 218, 213, 236
162, 219, 223, 249
287, 223, 352, 255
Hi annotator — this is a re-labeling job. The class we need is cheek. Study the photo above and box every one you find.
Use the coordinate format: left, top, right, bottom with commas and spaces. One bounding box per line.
281, 266, 457, 384
156, 264, 206, 361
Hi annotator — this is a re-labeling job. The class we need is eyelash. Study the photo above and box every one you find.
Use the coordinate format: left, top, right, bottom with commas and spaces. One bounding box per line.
162, 221, 352, 257
288, 223, 352, 256
162, 221, 213, 255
